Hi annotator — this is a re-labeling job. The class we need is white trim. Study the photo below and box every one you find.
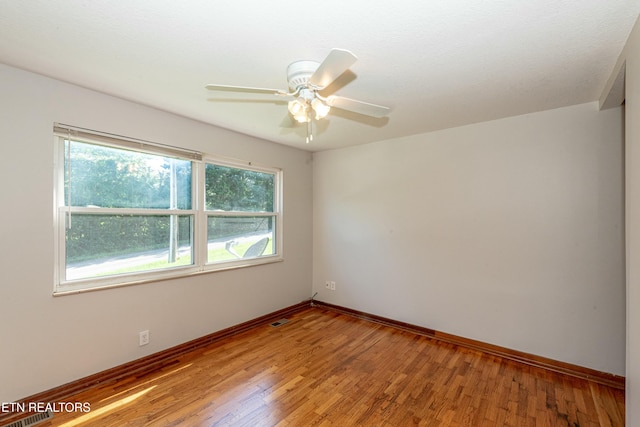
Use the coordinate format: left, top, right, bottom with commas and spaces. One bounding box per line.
202, 153, 280, 175
64, 207, 197, 215
194, 161, 208, 269
205, 211, 276, 217
53, 258, 284, 296
276, 169, 284, 260
53, 135, 64, 293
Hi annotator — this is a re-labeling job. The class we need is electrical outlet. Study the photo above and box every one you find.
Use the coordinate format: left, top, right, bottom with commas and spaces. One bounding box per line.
325, 280, 331, 289
330, 281, 336, 291
139, 330, 150, 346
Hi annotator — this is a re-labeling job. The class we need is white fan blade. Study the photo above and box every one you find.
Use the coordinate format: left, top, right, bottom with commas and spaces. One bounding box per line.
326, 95, 391, 118
308, 49, 357, 90
205, 84, 289, 96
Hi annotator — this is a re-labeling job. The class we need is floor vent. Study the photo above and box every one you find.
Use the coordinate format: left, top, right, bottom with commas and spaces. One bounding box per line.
270, 318, 289, 327
5, 411, 53, 427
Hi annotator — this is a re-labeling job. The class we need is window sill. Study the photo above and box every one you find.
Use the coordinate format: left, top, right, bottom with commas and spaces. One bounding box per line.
53, 256, 284, 296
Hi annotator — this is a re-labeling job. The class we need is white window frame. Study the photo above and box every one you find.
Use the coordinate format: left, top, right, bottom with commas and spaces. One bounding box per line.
199, 155, 283, 272
53, 125, 283, 295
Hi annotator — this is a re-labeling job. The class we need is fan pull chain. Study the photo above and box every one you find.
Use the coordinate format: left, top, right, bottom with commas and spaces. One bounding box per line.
306, 117, 313, 143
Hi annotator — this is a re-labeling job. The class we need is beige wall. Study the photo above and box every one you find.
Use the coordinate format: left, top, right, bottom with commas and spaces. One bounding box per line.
0, 63, 313, 402
313, 102, 625, 375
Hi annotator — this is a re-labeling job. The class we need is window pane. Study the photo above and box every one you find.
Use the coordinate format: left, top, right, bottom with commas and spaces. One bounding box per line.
205, 164, 274, 212
207, 216, 275, 263
66, 214, 193, 280
65, 140, 192, 209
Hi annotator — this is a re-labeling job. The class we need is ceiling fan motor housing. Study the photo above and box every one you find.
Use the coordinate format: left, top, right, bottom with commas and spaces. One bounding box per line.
287, 60, 320, 91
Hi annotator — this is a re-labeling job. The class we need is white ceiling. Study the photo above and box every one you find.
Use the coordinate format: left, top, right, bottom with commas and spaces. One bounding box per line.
0, 1, 638, 151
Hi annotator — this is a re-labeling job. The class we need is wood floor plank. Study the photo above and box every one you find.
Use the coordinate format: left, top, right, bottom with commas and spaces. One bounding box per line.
14, 307, 624, 426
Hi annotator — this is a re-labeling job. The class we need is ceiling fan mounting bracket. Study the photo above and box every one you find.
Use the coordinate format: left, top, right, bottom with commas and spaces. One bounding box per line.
287, 60, 320, 91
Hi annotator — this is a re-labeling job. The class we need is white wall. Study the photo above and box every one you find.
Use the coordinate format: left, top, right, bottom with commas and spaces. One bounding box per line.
0, 63, 313, 402
313, 102, 625, 375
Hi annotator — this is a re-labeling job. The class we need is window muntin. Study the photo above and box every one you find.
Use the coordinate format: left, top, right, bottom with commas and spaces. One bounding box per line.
54, 130, 282, 294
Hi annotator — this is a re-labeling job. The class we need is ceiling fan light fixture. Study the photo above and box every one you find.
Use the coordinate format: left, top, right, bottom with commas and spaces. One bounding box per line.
311, 98, 330, 120
287, 99, 303, 115
294, 112, 309, 123
288, 99, 310, 123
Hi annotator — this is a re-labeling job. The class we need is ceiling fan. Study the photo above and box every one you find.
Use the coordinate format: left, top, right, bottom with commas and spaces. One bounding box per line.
205, 48, 391, 143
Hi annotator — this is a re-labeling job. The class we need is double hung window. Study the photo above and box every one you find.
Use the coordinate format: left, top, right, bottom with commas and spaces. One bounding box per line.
204, 163, 277, 264
54, 125, 282, 294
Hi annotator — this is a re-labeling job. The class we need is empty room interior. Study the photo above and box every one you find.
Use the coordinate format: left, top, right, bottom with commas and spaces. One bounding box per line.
1, 2, 640, 426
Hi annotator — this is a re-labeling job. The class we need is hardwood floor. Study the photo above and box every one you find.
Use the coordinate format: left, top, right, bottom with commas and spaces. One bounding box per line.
15, 307, 624, 426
